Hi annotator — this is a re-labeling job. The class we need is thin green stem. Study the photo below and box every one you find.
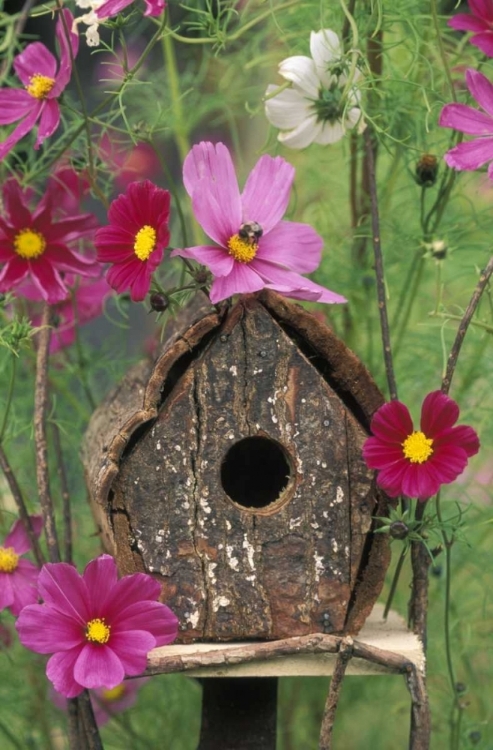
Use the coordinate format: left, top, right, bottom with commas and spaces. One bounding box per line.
393, 254, 425, 358
434, 261, 443, 315
430, 0, 456, 102
149, 138, 189, 249
162, 31, 190, 164
383, 545, 408, 619
0, 354, 16, 444
430, 310, 493, 335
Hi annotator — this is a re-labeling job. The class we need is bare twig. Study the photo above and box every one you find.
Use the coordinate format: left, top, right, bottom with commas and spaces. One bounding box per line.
407, 665, 432, 750
52, 423, 72, 564
409, 503, 430, 650
364, 127, 398, 401
34, 304, 60, 563
441, 256, 493, 395
78, 692, 104, 750
0, 445, 44, 567
319, 637, 354, 750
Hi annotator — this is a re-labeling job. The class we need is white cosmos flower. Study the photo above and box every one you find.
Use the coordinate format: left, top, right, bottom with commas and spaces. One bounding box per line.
73, 0, 106, 46
265, 29, 365, 150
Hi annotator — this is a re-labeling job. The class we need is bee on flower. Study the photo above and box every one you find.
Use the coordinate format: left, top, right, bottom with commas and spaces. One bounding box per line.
264, 29, 365, 150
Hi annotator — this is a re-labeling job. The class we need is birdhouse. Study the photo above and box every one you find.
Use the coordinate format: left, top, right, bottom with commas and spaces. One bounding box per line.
82, 291, 390, 643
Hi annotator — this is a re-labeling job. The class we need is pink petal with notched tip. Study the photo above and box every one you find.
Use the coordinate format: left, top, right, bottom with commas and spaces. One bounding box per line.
209, 262, 266, 303
128, 263, 154, 302
401, 463, 440, 501
29, 261, 69, 303
51, 10, 78, 96
430, 445, 469, 482
184, 142, 242, 239
0, 89, 35, 125
420, 390, 459, 436
171, 245, 234, 277
2, 180, 32, 226
0, 101, 43, 160
4, 516, 43, 554
37, 562, 90, 621
470, 0, 493, 23
0, 574, 14, 612
444, 137, 493, 171
104, 630, 156, 675
112, 600, 178, 645
8, 560, 40, 616
240, 155, 294, 235
0, 257, 30, 292
254, 221, 323, 273
104, 572, 164, 618
45, 214, 99, 243
47, 649, 84, 698
449, 13, 489, 31
250, 260, 347, 304
73, 643, 125, 691
362, 438, 404, 469
82, 555, 119, 614
16, 603, 83, 653
466, 68, 493, 117
35, 99, 60, 149
43, 245, 100, 277
13, 42, 57, 86
439, 425, 480, 457
370, 400, 414, 443
375, 461, 408, 498
439, 103, 493, 135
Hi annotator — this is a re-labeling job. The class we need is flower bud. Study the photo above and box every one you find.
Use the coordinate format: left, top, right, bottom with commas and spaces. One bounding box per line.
431, 240, 447, 260
149, 292, 169, 312
416, 154, 439, 187
389, 520, 409, 540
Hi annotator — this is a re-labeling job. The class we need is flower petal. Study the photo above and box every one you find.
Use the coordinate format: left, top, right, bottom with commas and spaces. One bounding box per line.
35, 99, 60, 149
470, 0, 493, 23
250, 260, 347, 303
112, 600, 178, 646
434, 425, 480, 457
105, 630, 156, 675
82, 555, 118, 615
277, 115, 322, 150
47, 649, 84, 698
4, 515, 43, 554
73, 643, 125, 690
13, 42, 57, 86
439, 102, 493, 135
264, 85, 312, 130
183, 142, 242, 239
0, 102, 43, 160
401, 463, 440, 501
104, 571, 162, 619
37, 562, 90, 623
209, 262, 265, 303
369, 400, 414, 443
420, 390, 459, 436
29, 259, 69, 304
310, 29, 342, 89
278, 56, 320, 98
313, 120, 346, 145
0, 257, 29, 294
466, 68, 493, 119
16, 603, 84, 653
444, 137, 493, 171
470, 31, 493, 57
52, 9, 78, 95
0, 89, 35, 125
255, 220, 322, 273
241, 154, 294, 234
362, 437, 404, 469
171, 245, 234, 277
8, 560, 40, 616
0, 573, 14, 612
448, 13, 489, 32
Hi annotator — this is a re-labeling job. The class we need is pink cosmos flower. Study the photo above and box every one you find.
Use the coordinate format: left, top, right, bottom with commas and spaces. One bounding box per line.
0, 10, 78, 160
362, 391, 480, 501
0, 179, 99, 303
16, 554, 178, 698
171, 142, 347, 305
449, 0, 493, 57
99, 135, 160, 189
95, 180, 171, 302
52, 677, 149, 727
439, 68, 493, 178
97, 0, 166, 20
0, 516, 43, 616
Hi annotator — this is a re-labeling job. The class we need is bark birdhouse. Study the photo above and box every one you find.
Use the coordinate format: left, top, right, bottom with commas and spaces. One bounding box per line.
82, 291, 390, 643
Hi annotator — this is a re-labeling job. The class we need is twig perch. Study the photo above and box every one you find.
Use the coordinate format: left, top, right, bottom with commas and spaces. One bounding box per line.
319, 637, 354, 750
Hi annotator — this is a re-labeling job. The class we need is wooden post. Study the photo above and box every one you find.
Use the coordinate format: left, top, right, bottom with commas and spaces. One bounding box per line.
197, 678, 278, 750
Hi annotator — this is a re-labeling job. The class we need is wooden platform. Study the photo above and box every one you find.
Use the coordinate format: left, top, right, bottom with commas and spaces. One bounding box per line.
147, 604, 425, 678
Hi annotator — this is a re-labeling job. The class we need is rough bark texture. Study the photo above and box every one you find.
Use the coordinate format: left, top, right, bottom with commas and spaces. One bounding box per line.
82, 293, 390, 642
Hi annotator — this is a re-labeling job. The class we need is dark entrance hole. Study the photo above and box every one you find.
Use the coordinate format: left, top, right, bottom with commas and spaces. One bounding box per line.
220, 436, 292, 510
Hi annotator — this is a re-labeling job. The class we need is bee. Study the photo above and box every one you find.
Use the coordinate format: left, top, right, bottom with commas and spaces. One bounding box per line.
238, 221, 263, 245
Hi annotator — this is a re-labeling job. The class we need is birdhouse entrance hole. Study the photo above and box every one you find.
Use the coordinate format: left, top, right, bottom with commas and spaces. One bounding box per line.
220, 436, 293, 513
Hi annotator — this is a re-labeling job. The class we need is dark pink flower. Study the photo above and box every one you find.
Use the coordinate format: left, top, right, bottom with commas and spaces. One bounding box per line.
363, 391, 480, 501
52, 677, 149, 726
46, 167, 91, 218
95, 180, 171, 302
439, 68, 493, 178
0, 179, 99, 303
171, 142, 347, 305
16, 554, 178, 698
96, 0, 166, 20
0, 10, 78, 159
449, 0, 493, 57
0, 516, 42, 616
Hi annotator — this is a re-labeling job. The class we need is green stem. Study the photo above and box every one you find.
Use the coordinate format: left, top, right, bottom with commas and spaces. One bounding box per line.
162, 31, 191, 164
430, 311, 493, 334
393, 254, 425, 358
435, 494, 458, 699
383, 544, 408, 619
0, 354, 16, 444
430, 0, 456, 102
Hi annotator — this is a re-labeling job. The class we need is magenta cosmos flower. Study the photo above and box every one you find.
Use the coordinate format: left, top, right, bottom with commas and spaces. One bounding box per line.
0, 515, 42, 616
0, 179, 98, 303
52, 677, 149, 727
449, 0, 493, 57
95, 180, 170, 302
439, 68, 493, 178
363, 391, 480, 501
16, 554, 178, 698
171, 142, 347, 305
0, 10, 78, 160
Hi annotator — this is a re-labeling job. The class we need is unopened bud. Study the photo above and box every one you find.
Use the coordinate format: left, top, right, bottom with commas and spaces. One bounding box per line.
149, 292, 169, 312
416, 154, 439, 187
389, 521, 409, 540
431, 240, 447, 260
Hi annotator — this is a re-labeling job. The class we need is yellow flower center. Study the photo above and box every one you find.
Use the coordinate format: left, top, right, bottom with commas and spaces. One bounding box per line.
402, 431, 434, 464
101, 684, 126, 703
227, 234, 258, 263
0, 546, 19, 573
14, 229, 46, 259
134, 225, 157, 261
85, 618, 111, 644
26, 74, 56, 100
